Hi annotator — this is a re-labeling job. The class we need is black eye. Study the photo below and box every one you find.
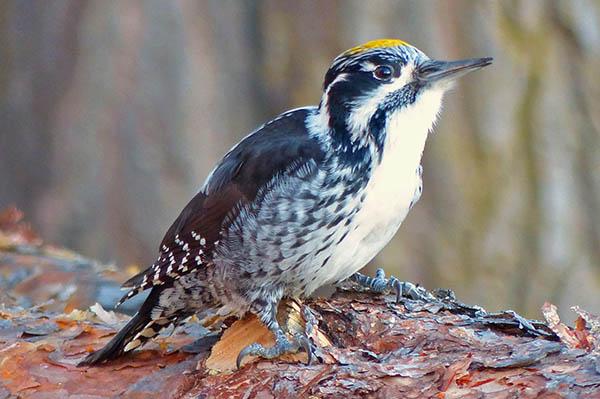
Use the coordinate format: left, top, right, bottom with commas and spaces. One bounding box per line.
373, 65, 394, 81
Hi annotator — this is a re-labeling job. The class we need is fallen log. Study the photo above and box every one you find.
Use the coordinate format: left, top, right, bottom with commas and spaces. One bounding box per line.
1, 208, 599, 398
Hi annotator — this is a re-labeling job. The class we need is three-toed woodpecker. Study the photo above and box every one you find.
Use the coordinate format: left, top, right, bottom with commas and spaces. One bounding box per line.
80, 39, 492, 367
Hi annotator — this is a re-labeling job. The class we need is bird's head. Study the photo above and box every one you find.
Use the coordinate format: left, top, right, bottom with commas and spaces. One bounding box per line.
316, 39, 492, 159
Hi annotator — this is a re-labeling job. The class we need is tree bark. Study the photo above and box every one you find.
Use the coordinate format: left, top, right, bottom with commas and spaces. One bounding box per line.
1, 208, 599, 398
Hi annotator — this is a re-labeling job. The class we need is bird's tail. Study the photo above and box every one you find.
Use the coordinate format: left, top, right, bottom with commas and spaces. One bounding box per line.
78, 289, 175, 366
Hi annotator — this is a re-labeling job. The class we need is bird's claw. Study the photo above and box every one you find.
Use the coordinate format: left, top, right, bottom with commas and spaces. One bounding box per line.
293, 332, 314, 364
236, 331, 314, 369
351, 268, 435, 303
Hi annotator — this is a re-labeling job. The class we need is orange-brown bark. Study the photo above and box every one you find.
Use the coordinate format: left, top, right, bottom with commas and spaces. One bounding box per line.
1, 208, 599, 398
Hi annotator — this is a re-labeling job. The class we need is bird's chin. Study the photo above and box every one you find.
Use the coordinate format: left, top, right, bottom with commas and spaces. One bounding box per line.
430, 79, 457, 93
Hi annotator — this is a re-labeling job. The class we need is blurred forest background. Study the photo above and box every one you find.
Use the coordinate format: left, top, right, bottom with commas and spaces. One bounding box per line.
0, 0, 599, 319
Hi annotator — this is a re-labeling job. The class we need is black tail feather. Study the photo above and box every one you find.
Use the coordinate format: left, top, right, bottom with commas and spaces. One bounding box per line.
78, 311, 153, 366
78, 288, 170, 366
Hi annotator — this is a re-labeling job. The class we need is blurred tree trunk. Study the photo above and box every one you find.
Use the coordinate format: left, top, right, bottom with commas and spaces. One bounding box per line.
0, 0, 599, 319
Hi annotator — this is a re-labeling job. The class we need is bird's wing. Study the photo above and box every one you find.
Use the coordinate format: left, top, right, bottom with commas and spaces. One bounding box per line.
118, 107, 324, 305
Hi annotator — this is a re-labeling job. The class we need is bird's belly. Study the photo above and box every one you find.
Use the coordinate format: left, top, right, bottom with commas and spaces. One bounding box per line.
215, 158, 423, 300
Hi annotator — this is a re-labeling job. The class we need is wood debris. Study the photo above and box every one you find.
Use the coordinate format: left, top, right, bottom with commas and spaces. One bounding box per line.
2, 207, 600, 398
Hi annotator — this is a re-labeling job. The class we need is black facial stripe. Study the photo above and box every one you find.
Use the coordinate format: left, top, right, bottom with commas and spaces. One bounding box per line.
382, 82, 419, 112
368, 83, 420, 159
326, 72, 380, 130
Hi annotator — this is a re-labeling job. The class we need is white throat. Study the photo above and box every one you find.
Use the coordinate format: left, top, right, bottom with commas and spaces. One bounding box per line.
382, 87, 444, 166
312, 87, 446, 291
360, 87, 444, 238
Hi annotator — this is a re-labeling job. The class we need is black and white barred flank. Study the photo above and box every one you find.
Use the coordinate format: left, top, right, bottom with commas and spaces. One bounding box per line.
80, 109, 332, 365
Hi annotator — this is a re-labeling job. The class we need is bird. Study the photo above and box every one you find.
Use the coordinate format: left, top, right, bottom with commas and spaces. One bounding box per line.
79, 39, 492, 367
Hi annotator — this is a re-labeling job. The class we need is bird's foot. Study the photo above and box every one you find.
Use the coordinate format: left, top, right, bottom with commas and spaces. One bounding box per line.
351, 268, 436, 303
236, 327, 313, 369
300, 304, 317, 337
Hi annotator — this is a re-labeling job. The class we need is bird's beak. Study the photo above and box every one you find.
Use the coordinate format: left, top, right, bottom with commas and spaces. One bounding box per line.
416, 57, 493, 84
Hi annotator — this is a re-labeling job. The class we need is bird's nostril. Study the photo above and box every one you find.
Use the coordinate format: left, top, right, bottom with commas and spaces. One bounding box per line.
419, 63, 439, 74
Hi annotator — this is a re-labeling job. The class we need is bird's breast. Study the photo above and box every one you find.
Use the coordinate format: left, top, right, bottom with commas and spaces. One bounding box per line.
318, 155, 423, 288
314, 97, 439, 289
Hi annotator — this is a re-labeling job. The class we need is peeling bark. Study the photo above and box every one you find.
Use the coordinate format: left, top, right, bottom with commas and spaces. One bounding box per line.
2, 209, 600, 398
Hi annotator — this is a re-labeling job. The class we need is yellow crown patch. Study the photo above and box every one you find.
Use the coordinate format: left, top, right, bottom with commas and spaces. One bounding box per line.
344, 39, 411, 56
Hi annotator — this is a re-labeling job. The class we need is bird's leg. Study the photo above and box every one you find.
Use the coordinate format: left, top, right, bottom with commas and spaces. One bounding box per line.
301, 304, 317, 337
350, 268, 436, 303
236, 302, 313, 369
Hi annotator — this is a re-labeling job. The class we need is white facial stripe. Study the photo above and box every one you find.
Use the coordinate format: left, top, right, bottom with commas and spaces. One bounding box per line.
347, 63, 417, 136
360, 61, 377, 72
323, 73, 348, 98
314, 73, 349, 134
